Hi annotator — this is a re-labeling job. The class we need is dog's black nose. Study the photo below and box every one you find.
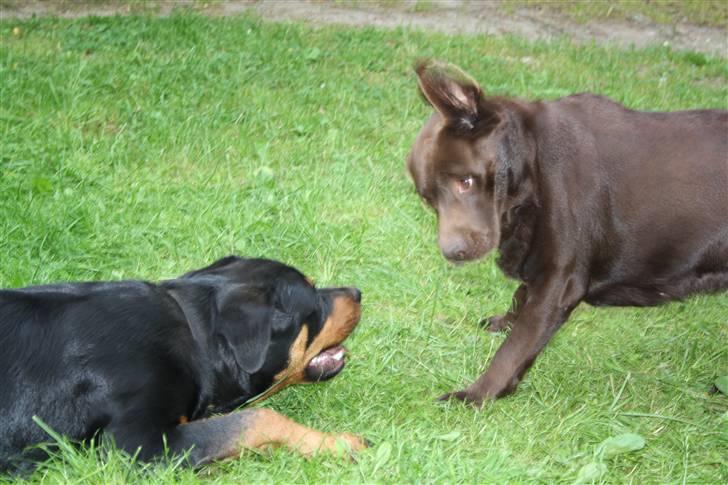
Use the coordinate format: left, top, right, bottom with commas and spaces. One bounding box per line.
349, 288, 362, 303
442, 246, 469, 262
440, 237, 470, 262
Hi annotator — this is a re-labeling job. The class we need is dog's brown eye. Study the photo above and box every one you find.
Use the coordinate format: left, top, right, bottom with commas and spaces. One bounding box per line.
456, 176, 474, 193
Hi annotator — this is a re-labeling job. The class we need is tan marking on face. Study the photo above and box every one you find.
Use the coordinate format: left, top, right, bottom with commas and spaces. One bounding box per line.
274, 295, 361, 386
275, 324, 309, 382
178, 415, 189, 425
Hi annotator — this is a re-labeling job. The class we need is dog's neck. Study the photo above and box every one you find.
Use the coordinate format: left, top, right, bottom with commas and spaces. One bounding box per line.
497, 200, 539, 280
493, 109, 540, 281
163, 281, 256, 415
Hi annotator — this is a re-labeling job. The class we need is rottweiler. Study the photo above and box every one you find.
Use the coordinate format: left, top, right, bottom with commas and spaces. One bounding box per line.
0, 256, 367, 472
407, 59, 728, 405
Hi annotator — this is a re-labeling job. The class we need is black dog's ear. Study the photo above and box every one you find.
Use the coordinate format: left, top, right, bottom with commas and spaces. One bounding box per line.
415, 59, 499, 133
214, 287, 274, 374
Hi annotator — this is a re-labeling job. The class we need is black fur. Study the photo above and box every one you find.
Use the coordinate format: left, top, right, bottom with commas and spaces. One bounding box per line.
0, 256, 357, 472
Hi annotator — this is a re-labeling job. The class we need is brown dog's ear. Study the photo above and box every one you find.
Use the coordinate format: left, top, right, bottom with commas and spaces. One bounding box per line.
415, 59, 498, 132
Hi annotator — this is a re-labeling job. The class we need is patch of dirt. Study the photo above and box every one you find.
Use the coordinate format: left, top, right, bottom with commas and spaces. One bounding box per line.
3, 0, 727, 58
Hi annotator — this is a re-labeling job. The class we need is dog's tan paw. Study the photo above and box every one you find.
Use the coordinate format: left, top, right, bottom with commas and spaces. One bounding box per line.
332, 433, 369, 454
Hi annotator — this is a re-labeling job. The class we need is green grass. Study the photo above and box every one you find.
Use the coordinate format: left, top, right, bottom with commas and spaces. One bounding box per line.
1, 12, 727, 484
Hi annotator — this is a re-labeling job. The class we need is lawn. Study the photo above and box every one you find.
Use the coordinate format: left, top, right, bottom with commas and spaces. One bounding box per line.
1, 10, 726, 484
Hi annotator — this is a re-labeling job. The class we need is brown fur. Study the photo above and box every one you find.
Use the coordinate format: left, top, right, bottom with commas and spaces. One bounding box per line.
408, 59, 728, 405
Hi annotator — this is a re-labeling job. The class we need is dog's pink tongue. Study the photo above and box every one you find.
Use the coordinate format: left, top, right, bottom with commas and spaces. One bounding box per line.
306, 345, 346, 374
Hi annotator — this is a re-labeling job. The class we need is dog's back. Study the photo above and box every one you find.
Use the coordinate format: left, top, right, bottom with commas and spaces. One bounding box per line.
0, 282, 201, 471
536, 95, 728, 304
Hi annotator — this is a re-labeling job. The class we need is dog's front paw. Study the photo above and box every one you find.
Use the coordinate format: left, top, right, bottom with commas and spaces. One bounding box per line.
478, 315, 511, 333
437, 389, 485, 408
323, 432, 369, 459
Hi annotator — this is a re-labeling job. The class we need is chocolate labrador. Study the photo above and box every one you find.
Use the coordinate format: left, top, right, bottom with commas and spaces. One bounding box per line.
407, 59, 728, 405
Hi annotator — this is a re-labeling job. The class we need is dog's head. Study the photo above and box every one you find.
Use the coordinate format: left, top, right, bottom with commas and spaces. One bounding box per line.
179, 256, 361, 407
407, 60, 535, 263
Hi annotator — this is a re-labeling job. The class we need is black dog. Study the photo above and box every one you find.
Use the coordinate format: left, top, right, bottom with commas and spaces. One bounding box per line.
0, 256, 366, 472
408, 60, 728, 405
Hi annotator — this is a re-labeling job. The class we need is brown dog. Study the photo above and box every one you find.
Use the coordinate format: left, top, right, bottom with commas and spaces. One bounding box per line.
407, 60, 728, 406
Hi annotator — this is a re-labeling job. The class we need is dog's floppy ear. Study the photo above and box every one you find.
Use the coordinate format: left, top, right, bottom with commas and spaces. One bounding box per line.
415, 59, 499, 133
214, 286, 275, 375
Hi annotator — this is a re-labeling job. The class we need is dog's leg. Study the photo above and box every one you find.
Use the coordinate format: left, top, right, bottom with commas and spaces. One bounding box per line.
443, 274, 586, 405
480, 284, 528, 332
165, 408, 368, 466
